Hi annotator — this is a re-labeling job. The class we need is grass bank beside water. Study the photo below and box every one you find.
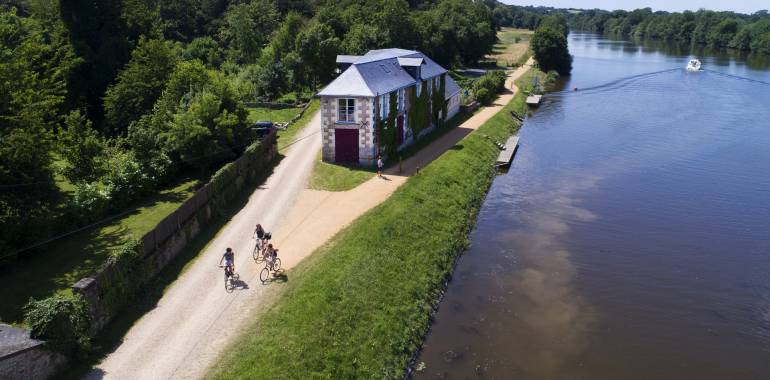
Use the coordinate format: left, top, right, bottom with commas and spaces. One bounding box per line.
210, 68, 539, 379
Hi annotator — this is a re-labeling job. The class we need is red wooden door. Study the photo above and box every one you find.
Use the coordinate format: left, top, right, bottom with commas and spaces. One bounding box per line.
335, 128, 359, 163
396, 115, 404, 146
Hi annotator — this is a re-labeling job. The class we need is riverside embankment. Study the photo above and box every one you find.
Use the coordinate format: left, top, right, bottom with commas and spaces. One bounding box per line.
209, 65, 544, 379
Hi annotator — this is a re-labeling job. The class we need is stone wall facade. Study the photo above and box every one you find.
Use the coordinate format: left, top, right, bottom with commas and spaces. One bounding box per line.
320, 96, 377, 166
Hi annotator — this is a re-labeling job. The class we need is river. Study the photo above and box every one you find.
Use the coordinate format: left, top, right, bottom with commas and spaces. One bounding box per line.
413, 33, 770, 379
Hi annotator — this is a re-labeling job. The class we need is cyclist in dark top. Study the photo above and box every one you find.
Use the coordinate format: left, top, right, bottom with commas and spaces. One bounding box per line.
254, 224, 265, 240
220, 247, 235, 275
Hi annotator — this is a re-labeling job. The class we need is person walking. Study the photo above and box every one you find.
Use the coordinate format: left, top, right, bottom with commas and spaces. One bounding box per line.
377, 155, 384, 178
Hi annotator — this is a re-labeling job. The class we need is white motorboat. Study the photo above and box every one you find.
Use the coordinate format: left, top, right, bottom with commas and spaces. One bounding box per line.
686, 59, 702, 71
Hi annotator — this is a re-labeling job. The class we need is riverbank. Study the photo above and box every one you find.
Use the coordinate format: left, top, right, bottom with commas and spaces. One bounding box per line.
209, 65, 542, 378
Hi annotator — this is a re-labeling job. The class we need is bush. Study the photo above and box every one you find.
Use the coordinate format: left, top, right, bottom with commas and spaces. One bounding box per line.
545, 70, 560, 86
24, 294, 92, 354
472, 70, 506, 105
100, 146, 151, 209
70, 182, 111, 220
474, 88, 492, 105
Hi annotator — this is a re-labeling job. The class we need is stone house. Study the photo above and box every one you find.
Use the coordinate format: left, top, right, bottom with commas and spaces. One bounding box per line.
317, 49, 462, 166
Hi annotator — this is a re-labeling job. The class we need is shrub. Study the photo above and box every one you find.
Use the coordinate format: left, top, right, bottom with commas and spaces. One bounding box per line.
70, 182, 111, 220
545, 70, 560, 86
472, 70, 506, 105
24, 294, 92, 354
100, 146, 150, 209
474, 88, 492, 105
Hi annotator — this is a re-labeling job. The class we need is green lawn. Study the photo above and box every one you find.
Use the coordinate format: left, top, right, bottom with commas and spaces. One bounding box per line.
487, 27, 533, 67
308, 109, 475, 192
309, 155, 376, 192
246, 99, 320, 152
275, 99, 319, 152
209, 69, 537, 379
0, 177, 200, 324
246, 106, 302, 124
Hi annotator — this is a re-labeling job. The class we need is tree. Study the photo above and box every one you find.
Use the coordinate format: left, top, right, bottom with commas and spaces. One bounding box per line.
220, 0, 280, 64
182, 37, 224, 68
57, 110, 105, 183
531, 16, 572, 75
103, 38, 178, 135
295, 22, 340, 88
59, 0, 135, 119
1, 8, 75, 253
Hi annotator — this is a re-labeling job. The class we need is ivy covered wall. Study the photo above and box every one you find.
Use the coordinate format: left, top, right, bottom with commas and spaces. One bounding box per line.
376, 91, 399, 158
408, 81, 429, 139
378, 73, 450, 159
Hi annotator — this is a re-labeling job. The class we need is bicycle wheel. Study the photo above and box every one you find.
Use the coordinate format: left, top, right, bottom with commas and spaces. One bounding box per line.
272, 258, 281, 271
259, 267, 270, 283
225, 274, 233, 293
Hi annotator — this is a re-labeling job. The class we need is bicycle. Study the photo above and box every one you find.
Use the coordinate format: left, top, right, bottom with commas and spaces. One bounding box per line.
220, 265, 239, 293
259, 250, 281, 283
252, 232, 272, 263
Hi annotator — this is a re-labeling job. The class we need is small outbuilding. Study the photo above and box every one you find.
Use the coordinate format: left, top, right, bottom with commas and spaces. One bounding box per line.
317, 49, 462, 166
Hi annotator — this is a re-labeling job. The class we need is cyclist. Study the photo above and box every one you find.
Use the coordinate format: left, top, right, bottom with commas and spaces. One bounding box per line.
254, 224, 266, 240
265, 244, 278, 268
220, 247, 235, 276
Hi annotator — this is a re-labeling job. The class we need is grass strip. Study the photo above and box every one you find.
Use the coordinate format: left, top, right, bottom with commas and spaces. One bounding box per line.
209, 68, 536, 379
247, 106, 303, 124
278, 99, 320, 152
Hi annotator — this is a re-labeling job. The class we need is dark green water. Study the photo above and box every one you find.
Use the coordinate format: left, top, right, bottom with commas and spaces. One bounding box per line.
414, 34, 770, 379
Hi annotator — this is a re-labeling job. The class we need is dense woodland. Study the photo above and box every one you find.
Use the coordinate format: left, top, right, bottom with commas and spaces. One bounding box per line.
569, 8, 770, 53
0, 0, 544, 257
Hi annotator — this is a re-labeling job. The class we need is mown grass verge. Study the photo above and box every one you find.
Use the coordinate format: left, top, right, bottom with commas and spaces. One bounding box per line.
246, 106, 303, 124
309, 155, 376, 192
209, 68, 536, 379
277, 99, 319, 152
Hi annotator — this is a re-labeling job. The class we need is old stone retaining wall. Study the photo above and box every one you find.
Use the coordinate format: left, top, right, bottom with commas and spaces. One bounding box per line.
73, 130, 278, 331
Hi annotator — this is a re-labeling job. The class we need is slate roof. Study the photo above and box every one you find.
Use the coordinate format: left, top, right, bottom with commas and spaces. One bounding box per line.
318, 49, 460, 98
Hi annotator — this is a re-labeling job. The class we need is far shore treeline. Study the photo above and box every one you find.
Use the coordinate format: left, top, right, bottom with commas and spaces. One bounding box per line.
569, 8, 770, 54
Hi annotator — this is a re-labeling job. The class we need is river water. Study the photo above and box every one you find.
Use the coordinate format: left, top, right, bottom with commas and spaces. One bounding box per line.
414, 33, 770, 379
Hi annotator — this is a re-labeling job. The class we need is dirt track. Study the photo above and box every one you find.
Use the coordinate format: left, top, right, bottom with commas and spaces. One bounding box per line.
88, 59, 532, 379
88, 113, 322, 379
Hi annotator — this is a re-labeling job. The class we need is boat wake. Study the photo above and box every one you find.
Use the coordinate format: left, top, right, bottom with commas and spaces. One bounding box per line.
552, 68, 680, 96
702, 69, 770, 86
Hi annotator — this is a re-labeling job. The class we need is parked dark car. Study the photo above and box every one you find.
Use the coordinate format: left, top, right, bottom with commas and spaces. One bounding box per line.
253, 121, 274, 138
